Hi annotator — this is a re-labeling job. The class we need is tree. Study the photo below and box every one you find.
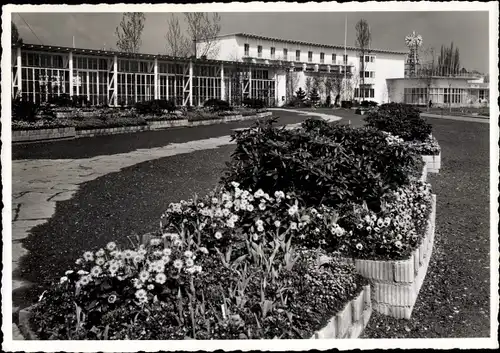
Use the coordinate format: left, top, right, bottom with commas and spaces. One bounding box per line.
309, 87, 320, 106
295, 87, 306, 102
305, 77, 313, 96
12, 22, 23, 45
355, 19, 372, 101
437, 42, 461, 76
286, 69, 300, 103
185, 13, 221, 58
418, 46, 437, 110
115, 13, 146, 53
165, 14, 191, 57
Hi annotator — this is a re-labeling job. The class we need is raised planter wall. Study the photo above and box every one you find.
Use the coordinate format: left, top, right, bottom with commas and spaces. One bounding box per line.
344, 194, 437, 319
76, 125, 149, 137
12, 127, 76, 142
147, 119, 189, 130
311, 285, 372, 339
422, 152, 441, 173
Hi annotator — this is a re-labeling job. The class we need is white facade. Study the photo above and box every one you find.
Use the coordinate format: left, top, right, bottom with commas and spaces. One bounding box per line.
198, 33, 407, 105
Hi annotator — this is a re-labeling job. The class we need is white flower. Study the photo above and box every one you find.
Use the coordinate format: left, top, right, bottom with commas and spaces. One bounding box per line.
135, 289, 147, 300
274, 220, 281, 228
252, 233, 259, 241
147, 284, 155, 290
123, 250, 134, 259
60, 276, 68, 284
199, 247, 209, 254
108, 294, 117, 304
374, 227, 381, 233
215, 209, 224, 218
106, 242, 117, 251
257, 225, 264, 232
90, 266, 102, 277
274, 191, 285, 199
246, 204, 254, 212
230, 214, 239, 222
288, 205, 298, 216
96, 257, 105, 266
356, 243, 363, 250
254, 189, 265, 198
222, 208, 230, 217
259, 203, 266, 210
290, 222, 298, 230
231, 181, 240, 189
255, 219, 264, 227
77, 270, 88, 275
185, 258, 194, 267
75, 258, 83, 265
184, 250, 193, 258
65, 270, 74, 275
139, 271, 150, 282
83, 251, 94, 262
211, 197, 219, 204
215, 231, 222, 239
150, 238, 161, 246
133, 255, 144, 264
155, 273, 167, 284
394, 240, 403, 248
226, 220, 235, 228
108, 263, 120, 274
173, 259, 183, 269
161, 255, 170, 264
224, 201, 233, 209
163, 248, 172, 256
173, 239, 183, 247
96, 249, 105, 258
79, 275, 92, 286
194, 265, 202, 273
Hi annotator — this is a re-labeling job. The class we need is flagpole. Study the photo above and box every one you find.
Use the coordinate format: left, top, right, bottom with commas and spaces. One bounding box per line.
344, 15, 347, 100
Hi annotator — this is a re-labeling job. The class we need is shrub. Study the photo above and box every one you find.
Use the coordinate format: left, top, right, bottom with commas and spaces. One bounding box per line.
12, 97, 40, 122
48, 94, 73, 107
203, 98, 231, 112
360, 100, 378, 108
364, 102, 432, 142
340, 101, 353, 109
71, 95, 90, 108
242, 98, 266, 109
221, 118, 422, 213
135, 100, 176, 116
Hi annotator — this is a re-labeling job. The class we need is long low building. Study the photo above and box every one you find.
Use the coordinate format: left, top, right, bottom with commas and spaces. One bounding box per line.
11, 43, 287, 107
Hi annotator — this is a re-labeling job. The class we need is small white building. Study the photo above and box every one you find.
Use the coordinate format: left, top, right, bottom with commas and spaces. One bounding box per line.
386, 75, 490, 108
197, 33, 408, 106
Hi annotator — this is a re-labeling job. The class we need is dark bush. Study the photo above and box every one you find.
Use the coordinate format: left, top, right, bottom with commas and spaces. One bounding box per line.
12, 97, 40, 122
360, 100, 378, 108
71, 95, 90, 108
341, 100, 353, 109
203, 98, 231, 112
135, 99, 176, 115
221, 117, 421, 212
242, 98, 266, 109
48, 94, 73, 107
364, 102, 432, 142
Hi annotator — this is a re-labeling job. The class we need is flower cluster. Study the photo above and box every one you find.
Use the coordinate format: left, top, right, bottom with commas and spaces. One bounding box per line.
161, 182, 346, 251
340, 180, 432, 259
405, 136, 441, 156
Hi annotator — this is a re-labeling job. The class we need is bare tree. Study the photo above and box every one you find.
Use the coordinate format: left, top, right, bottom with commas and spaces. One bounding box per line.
184, 12, 221, 58
12, 22, 23, 45
165, 14, 191, 57
355, 19, 372, 101
305, 76, 313, 97
115, 13, 146, 53
286, 69, 299, 103
417, 46, 436, 110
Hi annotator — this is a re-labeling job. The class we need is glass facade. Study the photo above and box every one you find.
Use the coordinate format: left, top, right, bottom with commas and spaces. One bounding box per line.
12, 47, 280, 107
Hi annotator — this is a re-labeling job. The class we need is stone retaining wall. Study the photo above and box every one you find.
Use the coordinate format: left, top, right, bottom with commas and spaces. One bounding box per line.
312, 285, 372, 339
422, 153, 441, 173
12, 127, 76, 143
76, 125, 148, 137
344, 194, 437, 319
147, 119, 189, 130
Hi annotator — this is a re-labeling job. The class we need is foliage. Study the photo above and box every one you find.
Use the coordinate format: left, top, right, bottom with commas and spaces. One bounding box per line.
355, 18, 372, 100
165, 14, 191, 57
72, 114, 147, 130
184, 13, 221, 58
242, 98, 266, 109
221, 117, 422, 213
203, 98, 232, 112
341, 101, 353, 109
309, 88, 320, 106
364, 103, 432, 142
135, 100, 176, 116
12, 119, 73, 131
404, 135, 441, 156
295, 88, 307, 102
12, 22, 23, 45
115, 12, 146, 53
12, 96, 40, 122
360, 100, 378, 108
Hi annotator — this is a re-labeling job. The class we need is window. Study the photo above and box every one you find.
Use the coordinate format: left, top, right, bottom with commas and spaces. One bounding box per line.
296, 50, 301, 62
320, 52, 325, 64
258, 45, 263, 58
244, 44, 249, 57
308, 51, 313, 62
370, 56, 375, 63
283, 48, 288, 60
343, 54, 348, 63
332, 53, 337, 63
479, 90, 485, 100
364, 71, 370, 78
370, 71, 375, 78
270, 47, 275, 59
365, 55, 370, 62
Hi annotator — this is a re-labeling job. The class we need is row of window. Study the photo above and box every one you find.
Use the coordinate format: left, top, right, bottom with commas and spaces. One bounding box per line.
244, 43, 349, 64
360, 71, 376, 78
354, 87, 375, 98
403, 87, 472, 105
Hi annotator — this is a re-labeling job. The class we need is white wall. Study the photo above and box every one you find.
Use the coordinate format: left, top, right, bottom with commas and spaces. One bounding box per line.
372, 53, 406, 104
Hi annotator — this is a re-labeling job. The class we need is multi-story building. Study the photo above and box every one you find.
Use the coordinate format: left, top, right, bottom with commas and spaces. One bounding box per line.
197, 32, 408, 104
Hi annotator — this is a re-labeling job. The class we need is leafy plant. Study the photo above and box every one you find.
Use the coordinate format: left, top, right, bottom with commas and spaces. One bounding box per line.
242, 98, 266, 109
135, 99, 176, 116
204, 98, 232, 112
12, 96, 40, 122
364, 102, 432, 142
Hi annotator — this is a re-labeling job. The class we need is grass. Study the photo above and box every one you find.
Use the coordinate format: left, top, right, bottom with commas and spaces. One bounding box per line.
422, 106, 490, 118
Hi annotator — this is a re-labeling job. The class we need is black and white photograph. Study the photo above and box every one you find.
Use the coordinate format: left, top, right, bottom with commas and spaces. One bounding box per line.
1, 2, 498, 351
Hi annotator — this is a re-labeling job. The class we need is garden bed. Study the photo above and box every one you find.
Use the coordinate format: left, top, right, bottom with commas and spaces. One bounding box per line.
338, 194, 436, 319
422, 152, 441, 173
12, 127, 76, 143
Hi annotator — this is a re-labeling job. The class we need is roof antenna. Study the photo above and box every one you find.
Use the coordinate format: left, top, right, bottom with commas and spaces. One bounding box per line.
73, 35, 75, 48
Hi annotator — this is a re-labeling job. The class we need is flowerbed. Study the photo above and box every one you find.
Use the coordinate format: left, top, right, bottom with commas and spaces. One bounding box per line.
25, 183, 368, 340
12, 119, 73, 131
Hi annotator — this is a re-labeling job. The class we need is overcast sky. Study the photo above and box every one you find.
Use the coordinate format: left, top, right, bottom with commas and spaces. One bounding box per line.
12, 11, 489, 73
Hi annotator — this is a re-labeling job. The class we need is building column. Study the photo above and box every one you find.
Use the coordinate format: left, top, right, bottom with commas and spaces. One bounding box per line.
273, 69, 278, 106
154, 58, 159, 100
189, 61, 193, 106
327, 65, 331, 73
248, 68, 252, 98
220, 63, 225, 100
113, 55, 118, 106
16, 47, 22, 99
69, 51, 74, 97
